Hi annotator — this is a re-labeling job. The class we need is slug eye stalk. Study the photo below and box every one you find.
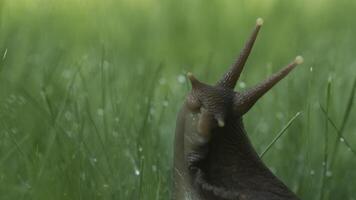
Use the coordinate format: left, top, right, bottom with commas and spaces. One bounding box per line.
235, 56, 304, 115
186, 18, 303, 126
217, 18, 264, 89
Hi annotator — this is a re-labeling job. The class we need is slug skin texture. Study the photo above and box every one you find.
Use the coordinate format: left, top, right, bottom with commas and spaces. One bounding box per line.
173, 18, 303, 200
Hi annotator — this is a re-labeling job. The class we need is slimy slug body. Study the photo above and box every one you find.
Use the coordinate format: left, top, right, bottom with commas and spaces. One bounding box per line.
173, 18, 303, 200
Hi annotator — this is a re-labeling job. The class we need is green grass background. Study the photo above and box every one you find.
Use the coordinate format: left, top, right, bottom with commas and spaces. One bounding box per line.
0, 0, 356, 199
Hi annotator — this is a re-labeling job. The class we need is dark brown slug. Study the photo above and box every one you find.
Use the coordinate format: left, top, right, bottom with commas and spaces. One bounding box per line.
173, 18, 303, 200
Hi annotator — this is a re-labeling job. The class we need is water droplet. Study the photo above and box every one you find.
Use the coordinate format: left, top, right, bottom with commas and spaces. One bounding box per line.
103, 61, 110, 70
64, 111, 73, 120
80, 172, 86, 180
82, 54, 88, 60
103, 184, 109, 188
62, 70, 72, 79
23, 181, 31, 190
310, 170, 315, 175
238, 82, 246, 89
112, 131, 118, 137
152, 165, 157, 172
150, 107, 155, 115
177, 75, 186, 84
159, 78, 166, 85
328, 76, 332, 83
97, 108, 104, 116
139, 147, 143, 152
8, 94, 16, 104
66, 131, 73, 138
310, 67, 313, 72
134, 168, 140, 176
73, 123, 79, 130
18, 96, 27, 105
163, 101, 169, 107
326, 170, 332, 177
90, 157, 98, 165
40, 91, 46, 99
339, 137, 345, 142
276, 112, 284, 120
2, 48, 7, 60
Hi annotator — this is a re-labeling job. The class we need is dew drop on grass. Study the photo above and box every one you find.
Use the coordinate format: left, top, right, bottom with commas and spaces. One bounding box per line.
90, 157, 98, 166
8, 94, 16, 104
18, 96, 26, 105
134, 168, 140, 176
328, 75, 333, 83
339, 137, 345, 142
238, 82, 246, 89
150, 107, 156, 115
62, 70, 71, 79
326, 171, 333, 177
269, 167, 276, 174
64, 111, 73, 120
2, 48, 7, 60
310, 170, 315, 175
276, 112, 284, 120
97, 108, 104, 116
40, 91, 45, 98
103, 61, 110, 70
152, 165, 157, 172
23, 181, 31, 190
80, 172, 86, 180
177, 75, 186, 84
73, 123, 79, 130
11, 128, 17, 134
112, 131, 118, 137
66, 130, 74, 138
159, 78, 166, 85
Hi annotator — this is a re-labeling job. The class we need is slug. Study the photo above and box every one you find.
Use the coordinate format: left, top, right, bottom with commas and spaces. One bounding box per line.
173, 18, 303, 200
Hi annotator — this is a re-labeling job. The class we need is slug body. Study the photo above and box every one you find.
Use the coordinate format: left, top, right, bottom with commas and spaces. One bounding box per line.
173, 18, 303, 200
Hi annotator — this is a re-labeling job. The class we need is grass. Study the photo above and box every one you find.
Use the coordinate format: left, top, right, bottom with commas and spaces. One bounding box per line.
260, 111, 301, 158
0, 0, 356, 199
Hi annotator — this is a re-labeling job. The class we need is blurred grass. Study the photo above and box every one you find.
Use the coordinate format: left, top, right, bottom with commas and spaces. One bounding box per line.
0, 0, 356, 199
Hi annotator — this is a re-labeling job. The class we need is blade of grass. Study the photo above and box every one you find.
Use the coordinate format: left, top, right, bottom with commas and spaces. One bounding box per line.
320, 105, 356, 155
260, 111, 301, 158
319, 78, 332, 200
100, 47, 109, 143
79, 70, 115, 181
295, 65, 315, 195
329, 77, 356, 168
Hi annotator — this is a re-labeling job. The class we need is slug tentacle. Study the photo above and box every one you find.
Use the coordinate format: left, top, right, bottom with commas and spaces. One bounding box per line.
234, 56, 304, 115
217, 18, 264, 89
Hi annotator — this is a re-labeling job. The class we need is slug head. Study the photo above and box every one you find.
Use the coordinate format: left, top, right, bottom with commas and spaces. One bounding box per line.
184, 18, 304, 139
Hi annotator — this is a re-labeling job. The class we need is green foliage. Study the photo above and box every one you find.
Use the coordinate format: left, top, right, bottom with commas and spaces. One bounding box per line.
0, 0, 355, 199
